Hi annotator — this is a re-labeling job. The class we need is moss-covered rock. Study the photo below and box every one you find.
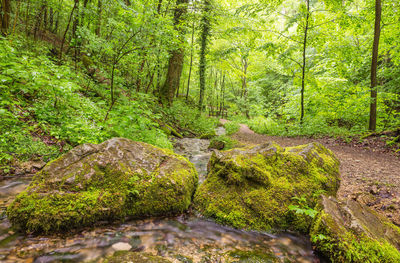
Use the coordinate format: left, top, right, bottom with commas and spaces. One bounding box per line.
194, 142, 340, 232
7, 138, 198, 233
104, 251, 172, 263
310, 195, 400, 263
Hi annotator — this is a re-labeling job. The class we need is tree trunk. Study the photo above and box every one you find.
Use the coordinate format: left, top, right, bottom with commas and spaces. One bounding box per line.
59, 0, 79, 63
43, 5, 48, 30
186, 18, 195, 101
219, 74, 225, 116
369, 0, 381, 131
33, 4, 45, 40
159, 0, 188, 105
157, 0, 163, 14
198, 0, 211, 111
49, 7, 54, 30
241, 57, 249, 118
1, 0, 11, 36
300, 0, 310, 124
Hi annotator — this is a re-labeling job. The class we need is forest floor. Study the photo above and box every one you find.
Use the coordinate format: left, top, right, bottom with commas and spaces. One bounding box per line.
229, 121, 400, 226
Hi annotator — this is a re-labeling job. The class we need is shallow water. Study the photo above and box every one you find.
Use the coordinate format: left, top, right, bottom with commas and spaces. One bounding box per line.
174, 138, 212, 183
0, 134, 323, 262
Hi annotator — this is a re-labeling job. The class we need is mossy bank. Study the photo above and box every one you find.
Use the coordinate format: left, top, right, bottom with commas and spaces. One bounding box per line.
7, 138, 198, 233
310, 195, 400, 262
194, 142, 340, 232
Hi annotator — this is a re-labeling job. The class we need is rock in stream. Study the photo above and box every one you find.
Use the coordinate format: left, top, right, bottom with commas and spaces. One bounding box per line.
6, 138, 198, 233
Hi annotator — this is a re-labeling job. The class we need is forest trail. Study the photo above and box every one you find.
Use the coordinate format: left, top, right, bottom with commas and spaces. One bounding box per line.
231, 122, 400, 226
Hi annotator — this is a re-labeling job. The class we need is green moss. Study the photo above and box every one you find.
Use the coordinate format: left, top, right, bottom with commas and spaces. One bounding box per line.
228, 250, 278, 262
194, 142, 340, 233
104, 251, 172, 263
310, 211, 400, 263
7, 139, 198, 234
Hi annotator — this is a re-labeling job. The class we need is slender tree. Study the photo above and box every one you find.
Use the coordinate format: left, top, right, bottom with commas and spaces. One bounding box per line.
59, 0, 79, 62
186, 14, 196, 101
300, 0, 310, 124
369, 0, 382, 131
1, 0, 12, 36
198, 0, 211, 111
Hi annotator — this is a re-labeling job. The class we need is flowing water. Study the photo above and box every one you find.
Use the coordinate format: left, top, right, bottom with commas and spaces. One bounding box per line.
0, 130, 323, 263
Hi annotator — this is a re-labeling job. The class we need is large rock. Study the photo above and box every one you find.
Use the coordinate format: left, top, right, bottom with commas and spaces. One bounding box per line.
310, 195, 400, 262
194, 142, 340, 232
7, 138, 198, 233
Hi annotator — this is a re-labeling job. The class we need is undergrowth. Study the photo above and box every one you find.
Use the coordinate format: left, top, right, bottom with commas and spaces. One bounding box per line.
0, 37, 216, 174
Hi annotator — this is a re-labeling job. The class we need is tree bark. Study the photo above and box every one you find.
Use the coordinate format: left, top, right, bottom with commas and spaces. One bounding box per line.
1, 0, 11, 36
300, 0, 310, 124
59, 0, 79, 63
157, 0, 163, 14
159, 0, 188, 105
33, 4, 46, 40
186, 18, 195, 101
198, 0, 211, 111
219, 74, 225, 116
369, 0, 381, 131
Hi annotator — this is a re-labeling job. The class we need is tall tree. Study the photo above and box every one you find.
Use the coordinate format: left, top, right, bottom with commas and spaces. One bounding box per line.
369, 0, 382, 131
160, 0, 188, 105
186, 13, 196, 101
198, 0, 211, 111
300, 0, 310, 124
1, 0, 12, 36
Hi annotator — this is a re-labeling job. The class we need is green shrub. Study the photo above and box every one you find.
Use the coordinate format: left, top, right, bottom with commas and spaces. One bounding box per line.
224, 122, 240, 135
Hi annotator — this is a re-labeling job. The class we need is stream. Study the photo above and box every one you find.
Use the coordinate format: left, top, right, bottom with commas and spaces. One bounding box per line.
0, 128, 323, 263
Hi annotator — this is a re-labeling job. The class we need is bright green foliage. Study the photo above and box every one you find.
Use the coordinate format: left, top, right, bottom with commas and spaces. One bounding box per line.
163, 100, 218, 136
209, 135, 238, 150
223, 122, 240, 135
194, 142, 340, 233
0, 36, 217, 173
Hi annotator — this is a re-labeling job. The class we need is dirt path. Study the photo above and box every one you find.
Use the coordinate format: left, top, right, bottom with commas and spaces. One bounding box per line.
231, 124, 400, 226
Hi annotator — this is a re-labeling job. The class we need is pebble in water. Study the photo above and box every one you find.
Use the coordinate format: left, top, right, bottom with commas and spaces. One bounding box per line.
111, 242, 132, 251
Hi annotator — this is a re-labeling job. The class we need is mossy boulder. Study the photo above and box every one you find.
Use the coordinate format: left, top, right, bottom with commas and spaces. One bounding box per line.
104, 251, 171, 263
7, 138, 198, 233
310, 195, 400, 262
194, 142, 340, 232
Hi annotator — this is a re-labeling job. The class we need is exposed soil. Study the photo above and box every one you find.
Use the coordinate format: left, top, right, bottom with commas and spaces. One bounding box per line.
230, 123, 400, 226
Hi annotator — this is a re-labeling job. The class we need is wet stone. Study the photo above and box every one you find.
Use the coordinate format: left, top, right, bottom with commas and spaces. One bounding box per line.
111, 242, 132, 251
